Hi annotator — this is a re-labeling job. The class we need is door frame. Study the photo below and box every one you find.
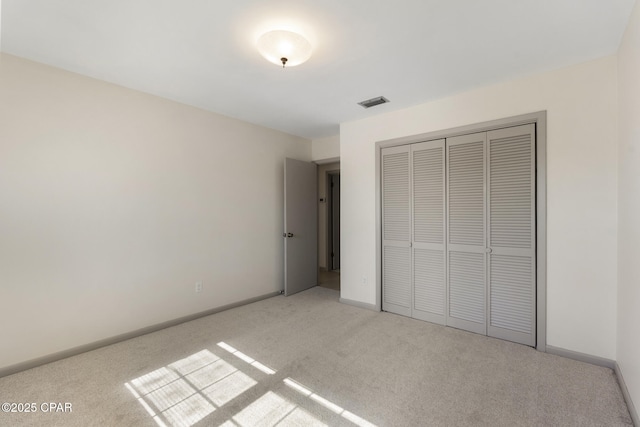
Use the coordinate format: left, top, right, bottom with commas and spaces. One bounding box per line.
374, 111, 547, 352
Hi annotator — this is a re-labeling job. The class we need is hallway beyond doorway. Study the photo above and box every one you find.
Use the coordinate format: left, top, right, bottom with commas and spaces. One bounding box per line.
318, 269, 340, 291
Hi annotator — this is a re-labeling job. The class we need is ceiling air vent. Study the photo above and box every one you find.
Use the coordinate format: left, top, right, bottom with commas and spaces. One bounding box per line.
358, 96, 389, 109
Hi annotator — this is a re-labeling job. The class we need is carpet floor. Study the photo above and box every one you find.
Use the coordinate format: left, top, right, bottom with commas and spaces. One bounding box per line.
0, 287, 633, 426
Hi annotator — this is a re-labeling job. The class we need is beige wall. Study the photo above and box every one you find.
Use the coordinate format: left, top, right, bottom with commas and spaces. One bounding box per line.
317, 162, 340, 269
0, 54, 311, 369
312, 135, 340, 161
340, 55, 619, 359
617, 0, 640, 416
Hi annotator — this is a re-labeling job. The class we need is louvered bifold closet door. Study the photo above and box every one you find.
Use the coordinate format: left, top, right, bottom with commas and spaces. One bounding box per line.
382, 145, 412, 316
446, 132, 487, 335
411, 140, 446, 324
487, 125, 536, 346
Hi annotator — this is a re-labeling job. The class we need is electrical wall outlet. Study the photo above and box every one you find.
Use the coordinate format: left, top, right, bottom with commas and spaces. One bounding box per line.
195, 281, 203, 293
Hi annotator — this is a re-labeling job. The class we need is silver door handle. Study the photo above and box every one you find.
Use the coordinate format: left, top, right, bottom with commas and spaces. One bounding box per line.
287, 233, 294, 238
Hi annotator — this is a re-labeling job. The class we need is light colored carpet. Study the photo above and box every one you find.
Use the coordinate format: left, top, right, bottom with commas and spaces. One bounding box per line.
0, 287, 632, 426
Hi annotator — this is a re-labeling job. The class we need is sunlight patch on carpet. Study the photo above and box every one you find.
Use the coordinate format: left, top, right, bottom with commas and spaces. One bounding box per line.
125, 344, 376, 427
284, 377, 377, 427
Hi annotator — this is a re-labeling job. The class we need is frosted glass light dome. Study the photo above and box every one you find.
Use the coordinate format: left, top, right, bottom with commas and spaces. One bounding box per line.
257, 30, 312, 67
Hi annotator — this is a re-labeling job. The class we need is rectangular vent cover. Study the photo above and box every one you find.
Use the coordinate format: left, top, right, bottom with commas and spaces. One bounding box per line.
358, 96, 389, 109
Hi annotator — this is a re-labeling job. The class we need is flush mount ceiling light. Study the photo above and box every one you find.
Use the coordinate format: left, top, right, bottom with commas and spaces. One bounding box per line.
257, 30, 312, 68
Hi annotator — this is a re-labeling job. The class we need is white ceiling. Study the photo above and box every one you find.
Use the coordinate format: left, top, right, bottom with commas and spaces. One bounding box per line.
1, 0, 636, 139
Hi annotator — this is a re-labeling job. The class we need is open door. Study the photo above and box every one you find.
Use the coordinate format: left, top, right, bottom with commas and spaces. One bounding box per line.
284, 158, 318, 296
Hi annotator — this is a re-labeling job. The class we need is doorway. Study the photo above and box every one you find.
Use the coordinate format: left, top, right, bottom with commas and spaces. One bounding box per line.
317, 162, 340, 291
328, 172, 340, 271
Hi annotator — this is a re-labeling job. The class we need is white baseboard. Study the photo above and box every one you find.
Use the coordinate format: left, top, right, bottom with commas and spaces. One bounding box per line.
546, 345, 637, 425
615, 362, 639, 427
546, 345, 616, 369
0, 291, 281, 379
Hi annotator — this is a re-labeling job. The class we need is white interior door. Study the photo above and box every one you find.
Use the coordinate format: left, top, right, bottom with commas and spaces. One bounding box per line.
381, 125, 536, 346
381, 145, 412, 316
412, 139, 446, 324
284, 158, 318, 296
446, 132, 487, 336
487, 124, 536, 346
